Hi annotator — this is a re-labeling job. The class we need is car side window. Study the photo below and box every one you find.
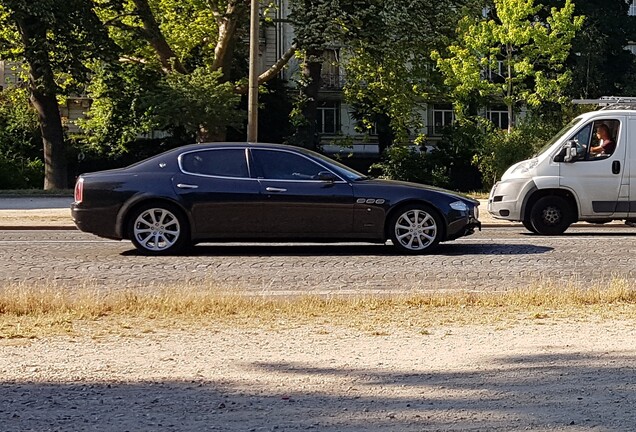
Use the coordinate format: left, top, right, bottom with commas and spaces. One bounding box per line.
252, 149, 325, 180
180, 149, 249, 178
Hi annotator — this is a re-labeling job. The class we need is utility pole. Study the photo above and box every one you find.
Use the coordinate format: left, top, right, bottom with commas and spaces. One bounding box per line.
247, 0, 260, 142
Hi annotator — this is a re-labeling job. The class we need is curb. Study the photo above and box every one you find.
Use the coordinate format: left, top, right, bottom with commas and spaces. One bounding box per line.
2, 223, 634, 231
0, 226, 78, 230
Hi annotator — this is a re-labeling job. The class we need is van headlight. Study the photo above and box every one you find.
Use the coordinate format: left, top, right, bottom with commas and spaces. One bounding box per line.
450, 201, 469, 212
511, 158, 538, 175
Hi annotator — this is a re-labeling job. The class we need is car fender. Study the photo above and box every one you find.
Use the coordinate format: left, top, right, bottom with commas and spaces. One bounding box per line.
115, 192, 189, 239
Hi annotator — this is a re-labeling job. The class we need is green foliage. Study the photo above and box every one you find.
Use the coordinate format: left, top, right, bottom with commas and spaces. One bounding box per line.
543, 0, 636, 98
144, 66, 242, 140
80, 64, 241, 151
370, 146, 450, 188
0, 157, 43, 189
472, 113, 565, 188
371, 118, 486, 191
344, 0, 475, 144
0, 88, 43, 189
432, 0, 583, 126
0, 0, 117, 92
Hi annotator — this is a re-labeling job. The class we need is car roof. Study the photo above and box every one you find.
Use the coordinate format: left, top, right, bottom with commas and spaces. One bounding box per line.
130, 142, 317, 170
177, 142, 304, 152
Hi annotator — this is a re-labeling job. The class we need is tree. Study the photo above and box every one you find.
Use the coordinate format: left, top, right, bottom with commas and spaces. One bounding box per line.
84, 0, 297, 148
543, 0, 636, 99
286, 0, 367, 150
0, 0, 116, 189
432, 0, 583, 130
343, 0, 476, 153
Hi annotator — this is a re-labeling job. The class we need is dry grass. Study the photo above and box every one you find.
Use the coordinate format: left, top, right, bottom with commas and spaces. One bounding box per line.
1, 279, 636, 339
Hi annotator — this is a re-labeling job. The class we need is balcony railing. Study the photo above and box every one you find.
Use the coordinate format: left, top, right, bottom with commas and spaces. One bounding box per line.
320, 72, 345, 89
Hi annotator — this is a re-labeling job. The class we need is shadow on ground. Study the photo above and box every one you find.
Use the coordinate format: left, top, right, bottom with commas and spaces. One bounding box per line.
121, 243, 553, 257
2, 351, 634, 431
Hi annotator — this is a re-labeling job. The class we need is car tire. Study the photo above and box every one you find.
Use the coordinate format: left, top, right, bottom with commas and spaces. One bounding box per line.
128, 202, 189, 255
529, 196, 573, 235
388, 204, 443, 254
522, 218, 538, 234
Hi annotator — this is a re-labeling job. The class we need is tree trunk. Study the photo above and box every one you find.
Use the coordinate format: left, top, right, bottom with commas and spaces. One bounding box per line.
132, 0, 188, 74
15, 15, 67, 189
376, 113, 394, 155
296, 50, 323, 150
506, 43, 514, 132
30, 89, 67, 189
212, 1, 247, 81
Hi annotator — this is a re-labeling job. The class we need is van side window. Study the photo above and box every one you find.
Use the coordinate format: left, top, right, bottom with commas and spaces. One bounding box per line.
567, 119, 619, 161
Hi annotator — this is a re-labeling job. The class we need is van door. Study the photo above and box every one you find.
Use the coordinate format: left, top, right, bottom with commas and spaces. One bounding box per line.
559, 117, 628, 218
628, 118, 636, 218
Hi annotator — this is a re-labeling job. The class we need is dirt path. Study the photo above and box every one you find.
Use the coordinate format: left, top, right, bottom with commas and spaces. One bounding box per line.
2, 320, 635, 431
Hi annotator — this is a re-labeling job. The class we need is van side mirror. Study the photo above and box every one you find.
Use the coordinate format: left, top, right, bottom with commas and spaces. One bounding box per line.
561, 140, 578, 163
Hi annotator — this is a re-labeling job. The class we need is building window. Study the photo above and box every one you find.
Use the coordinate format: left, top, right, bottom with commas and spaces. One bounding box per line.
321, 49, 342, 89
433, 104, 455, 135
317, 101, 340, 134
630, 1, 636, 16
487, 108, 509, 130
489, 60, 505, 80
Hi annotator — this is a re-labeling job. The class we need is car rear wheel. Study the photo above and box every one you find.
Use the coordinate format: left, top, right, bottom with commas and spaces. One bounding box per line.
128, 203, 189, 255
529, 196, 573, 235
389, 205, 442, 254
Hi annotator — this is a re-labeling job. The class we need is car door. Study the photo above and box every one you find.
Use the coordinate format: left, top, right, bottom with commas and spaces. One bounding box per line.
249, 148, 354, 237
559, 117, 628, 217
173, 147, 262, 237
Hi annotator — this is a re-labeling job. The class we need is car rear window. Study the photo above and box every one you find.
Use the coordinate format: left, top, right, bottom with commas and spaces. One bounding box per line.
180, 149, 249, 178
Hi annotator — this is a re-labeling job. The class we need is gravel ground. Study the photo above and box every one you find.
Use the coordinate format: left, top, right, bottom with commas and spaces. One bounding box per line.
2, 320, 636, 431
2, 200, 635, 431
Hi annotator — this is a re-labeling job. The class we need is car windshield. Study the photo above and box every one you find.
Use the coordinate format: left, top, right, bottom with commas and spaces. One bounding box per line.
534, 117, 583, 157
306, 150, 368, 181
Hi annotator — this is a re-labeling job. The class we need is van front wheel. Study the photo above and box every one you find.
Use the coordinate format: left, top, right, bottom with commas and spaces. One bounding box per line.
530, 196, 573, 235
522, 219, 538, 234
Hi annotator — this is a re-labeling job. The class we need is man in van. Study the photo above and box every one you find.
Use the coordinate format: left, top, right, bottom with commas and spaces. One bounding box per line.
589, 123, 616, 156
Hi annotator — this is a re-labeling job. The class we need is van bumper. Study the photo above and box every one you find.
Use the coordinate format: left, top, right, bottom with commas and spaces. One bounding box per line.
488, 179, 536, 221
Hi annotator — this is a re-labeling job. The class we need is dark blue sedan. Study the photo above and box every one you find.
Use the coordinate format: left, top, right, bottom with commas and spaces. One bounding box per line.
71, 143, 480, 254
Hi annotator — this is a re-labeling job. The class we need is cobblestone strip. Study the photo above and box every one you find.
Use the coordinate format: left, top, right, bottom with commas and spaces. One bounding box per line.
1, 229, 635, 293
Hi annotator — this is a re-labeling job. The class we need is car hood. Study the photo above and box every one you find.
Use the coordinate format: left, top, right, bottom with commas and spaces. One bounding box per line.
358, 178, 479, 204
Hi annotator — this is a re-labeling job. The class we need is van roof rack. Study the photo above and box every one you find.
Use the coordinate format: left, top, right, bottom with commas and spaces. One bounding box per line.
572, 96, 636, 110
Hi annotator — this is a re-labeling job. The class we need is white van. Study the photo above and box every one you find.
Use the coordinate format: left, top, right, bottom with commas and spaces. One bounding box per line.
488, 98, 636, 234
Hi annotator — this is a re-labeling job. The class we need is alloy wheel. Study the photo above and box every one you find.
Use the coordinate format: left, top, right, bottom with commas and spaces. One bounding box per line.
133, 208, 181, 252
394, 209, 438, 251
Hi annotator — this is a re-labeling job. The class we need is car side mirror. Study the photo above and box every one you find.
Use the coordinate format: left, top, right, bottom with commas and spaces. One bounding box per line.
317, 171, 337, 182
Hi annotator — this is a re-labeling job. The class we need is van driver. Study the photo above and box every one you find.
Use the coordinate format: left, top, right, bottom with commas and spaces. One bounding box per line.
590, 124, 616, 156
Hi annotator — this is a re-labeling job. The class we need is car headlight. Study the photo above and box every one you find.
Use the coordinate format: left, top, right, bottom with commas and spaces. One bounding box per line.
449, 201, 469, 212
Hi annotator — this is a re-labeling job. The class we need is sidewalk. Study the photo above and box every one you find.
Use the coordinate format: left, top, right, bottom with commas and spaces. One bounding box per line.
0, 197, 513, 229
0, 196, 76, 229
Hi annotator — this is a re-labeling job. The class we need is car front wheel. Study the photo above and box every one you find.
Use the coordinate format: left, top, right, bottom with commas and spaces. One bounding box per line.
128, 203, 189, 255
389, 205, 442, 254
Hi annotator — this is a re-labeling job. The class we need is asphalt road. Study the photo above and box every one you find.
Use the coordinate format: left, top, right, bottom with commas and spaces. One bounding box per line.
2, 226, 635, 293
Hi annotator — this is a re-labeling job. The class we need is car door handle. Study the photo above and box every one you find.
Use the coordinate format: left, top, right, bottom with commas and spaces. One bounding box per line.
612, 161, 621, 175
265, 187, 287, 193
176, 183, 199, 189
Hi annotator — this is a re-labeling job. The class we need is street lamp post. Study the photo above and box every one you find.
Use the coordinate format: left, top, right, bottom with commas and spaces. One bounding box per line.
247, 0, 260, 142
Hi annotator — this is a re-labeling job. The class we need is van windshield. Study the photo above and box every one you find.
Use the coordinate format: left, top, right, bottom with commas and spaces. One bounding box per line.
534, 117, 583, 157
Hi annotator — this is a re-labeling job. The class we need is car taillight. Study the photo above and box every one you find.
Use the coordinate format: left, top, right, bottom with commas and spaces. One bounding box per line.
74, 177, 84, 203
